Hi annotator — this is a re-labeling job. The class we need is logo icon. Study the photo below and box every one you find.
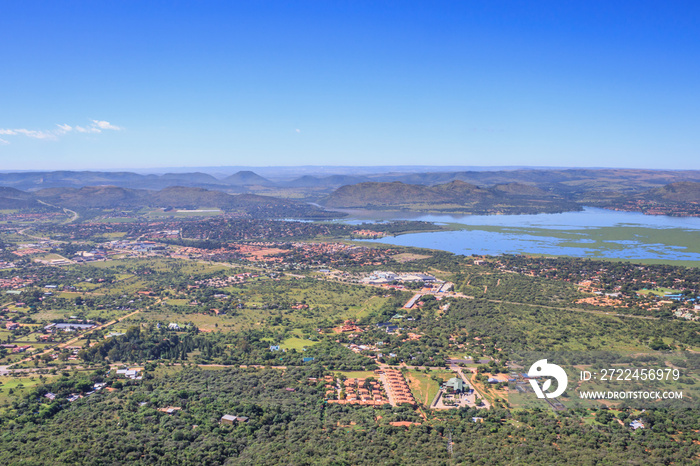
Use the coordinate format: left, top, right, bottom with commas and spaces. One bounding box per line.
528, 359, 568, 399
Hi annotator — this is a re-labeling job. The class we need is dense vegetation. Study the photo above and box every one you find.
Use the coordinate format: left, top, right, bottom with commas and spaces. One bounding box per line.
0, 366, 697, 465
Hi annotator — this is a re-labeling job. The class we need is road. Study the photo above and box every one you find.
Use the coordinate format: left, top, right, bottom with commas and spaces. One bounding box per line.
37, 199, 79, 224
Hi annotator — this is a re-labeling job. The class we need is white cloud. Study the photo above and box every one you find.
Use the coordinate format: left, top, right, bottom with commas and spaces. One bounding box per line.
295, 128, 301, 133
0, 119, 123, 143
0, 138, 9, 145
14, 129, 55, 139
92, 120, 122, 130
75, 125, 101, 134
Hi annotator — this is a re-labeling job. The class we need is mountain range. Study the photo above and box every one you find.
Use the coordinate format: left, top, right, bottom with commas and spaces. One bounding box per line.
0, 185, 338, 219
1, 168, 700, 217
3, 168, 700, 195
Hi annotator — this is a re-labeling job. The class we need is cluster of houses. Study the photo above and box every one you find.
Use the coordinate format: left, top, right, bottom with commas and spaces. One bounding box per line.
334, 320, 363, 334
0, 276, 36, 289
1, 343, 32, 353
351, 229, 385, 238
12, 241, 59, 257
379, 369, 415, 406
333, 377, 388, 406
194, 272, 256, 288
45, 382, 108, 403
674, 307, 699, 320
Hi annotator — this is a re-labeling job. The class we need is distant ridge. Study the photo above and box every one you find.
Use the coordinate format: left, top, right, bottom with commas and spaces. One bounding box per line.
283, 174, 370, 188
0, 170, 232, 191
321, 180, 579, 215
2, 168, 700, 194
1, 185, 341, 219
222, 170, 273, 186
645, 181, 700, 203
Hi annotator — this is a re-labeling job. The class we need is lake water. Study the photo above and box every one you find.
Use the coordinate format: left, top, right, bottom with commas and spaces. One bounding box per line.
342, 208, 700, 263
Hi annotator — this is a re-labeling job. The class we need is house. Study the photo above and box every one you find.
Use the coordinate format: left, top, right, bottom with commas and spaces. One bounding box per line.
44, 323, 96, 332
168, 323, 181, 330
630, 419, 645, 430
159, 406, 182, 415
116, 368, 142, 379
220, 414, 249, 425
269, 345, 281, 352
303, 357, 315, 363
445, 377, 466, 394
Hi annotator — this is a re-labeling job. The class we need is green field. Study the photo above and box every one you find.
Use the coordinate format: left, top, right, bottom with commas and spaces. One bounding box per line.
406, 370, 455, 406
335, 370, 377, 379
280, 337, 319, 351
0, 374, 59, 405
637, 287, 682, 297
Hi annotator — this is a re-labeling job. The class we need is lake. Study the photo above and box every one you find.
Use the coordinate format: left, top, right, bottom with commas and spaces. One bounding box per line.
343, 208, 700, 264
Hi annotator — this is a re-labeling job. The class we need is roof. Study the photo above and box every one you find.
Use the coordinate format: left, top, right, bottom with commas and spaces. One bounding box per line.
221, 414, 249, 423
445, 377, 466, 391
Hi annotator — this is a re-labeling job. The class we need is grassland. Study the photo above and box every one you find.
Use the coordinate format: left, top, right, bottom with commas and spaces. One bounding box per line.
280, 337, 319, 351
0, 374, 59, 405
335, 370, 377, 379
405, 369, 456, 406
637, 287, 682, 297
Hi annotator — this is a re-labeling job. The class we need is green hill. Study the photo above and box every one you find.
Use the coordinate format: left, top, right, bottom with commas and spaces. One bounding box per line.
31, 186, 339, 219
645, 181, 700, 203
322, 180, 579, 214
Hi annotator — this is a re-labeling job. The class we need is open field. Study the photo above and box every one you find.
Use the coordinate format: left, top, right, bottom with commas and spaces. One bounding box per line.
0, 374, 59, 405
335, 370, 377, 379
280, 337, 319, 351
637, 287, 682, 296
405, 369, 456, 407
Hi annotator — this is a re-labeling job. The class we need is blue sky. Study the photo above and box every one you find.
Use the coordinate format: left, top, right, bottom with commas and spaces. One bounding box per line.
1, 1, 699, 170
